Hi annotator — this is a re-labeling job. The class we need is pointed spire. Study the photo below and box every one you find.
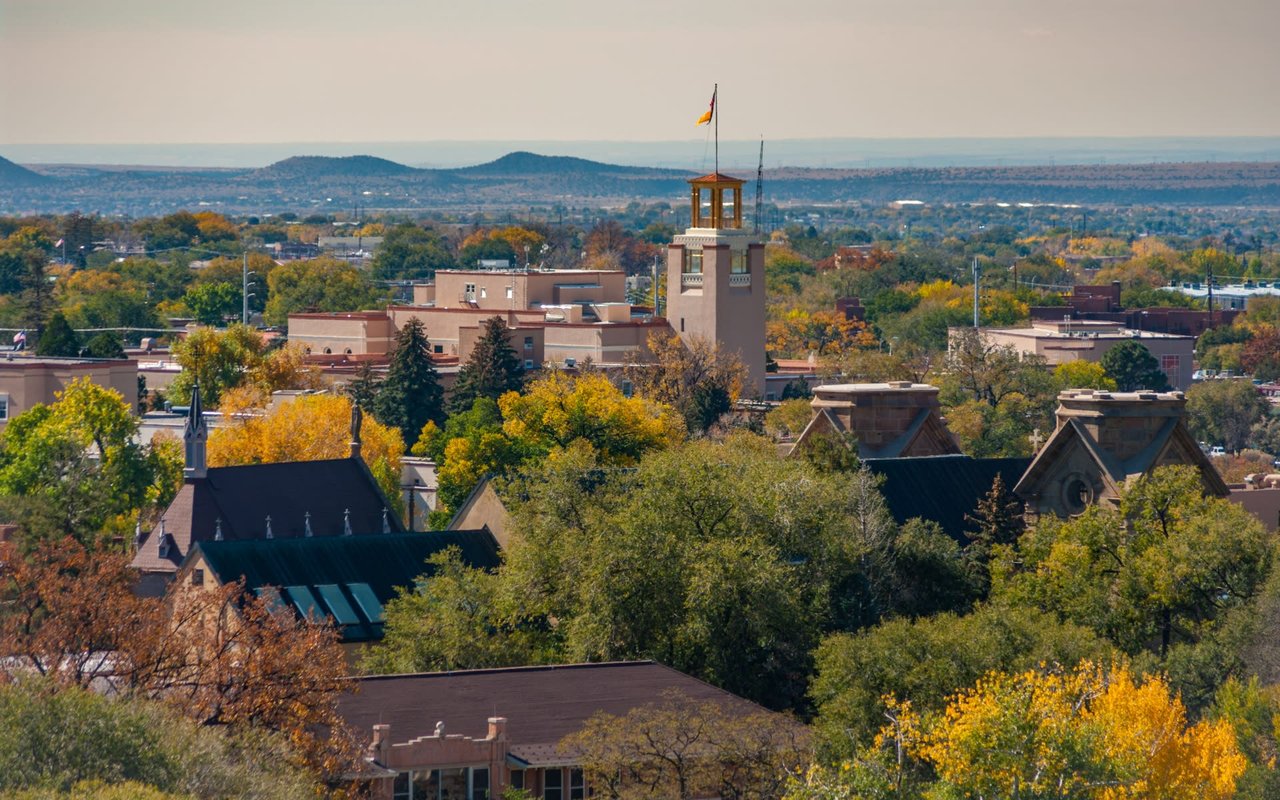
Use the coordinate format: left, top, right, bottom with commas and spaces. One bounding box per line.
264, 515, 273, 539
349, 402, 363, 459
381, 507, 390, 534
183, 381, 208, 481
214, 518, 223, 541
304, 511, 313, 538
157, 517, 170, 558
343, 508, 352, 536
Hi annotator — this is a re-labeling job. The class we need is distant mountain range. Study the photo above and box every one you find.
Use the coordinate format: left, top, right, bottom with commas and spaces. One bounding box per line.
3, 150, 1280, 215
0, 155, 47, 186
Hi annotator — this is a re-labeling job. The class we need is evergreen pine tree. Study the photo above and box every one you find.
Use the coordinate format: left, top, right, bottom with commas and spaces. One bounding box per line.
346, 361, 382, 411
35, 311, 80, 357
82, 331, 126, 359
963, 473, 1026, 598
374, 317, 443, 443
447, 316, 525, 414
1100, 340, 1171, 392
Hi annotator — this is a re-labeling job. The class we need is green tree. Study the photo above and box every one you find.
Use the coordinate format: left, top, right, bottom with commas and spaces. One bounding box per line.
169, 324, 266, 409
809, 605, 1110, 760
1052, 360, 1118, 391
374, 317, 444, 443
344, 361, 381, 411
0, 378, 181, 546
447, 315, 525, 415
360, 548, 541, 675
34, 312, 79, 357
181, 281, 241, 326
0, 678, 311, 798
263, 257, 384, 326
994, 465, 1272, 707
1186, 379, 1269, 452
370, 223, 455, 280
1100, 339, 1171, 391
81, 332, 125, 360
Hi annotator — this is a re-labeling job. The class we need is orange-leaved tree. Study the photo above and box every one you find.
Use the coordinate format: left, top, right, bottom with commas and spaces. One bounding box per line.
208, 392, 404, 515
0, 538, 356, 778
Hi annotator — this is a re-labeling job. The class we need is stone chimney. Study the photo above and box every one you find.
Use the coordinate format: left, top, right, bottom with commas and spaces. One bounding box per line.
1014, 389, 1228, 519
800, 382, 960, 459
486, 717, 507, 742
368, 724, 391, 764
1054, 389, 1189, 462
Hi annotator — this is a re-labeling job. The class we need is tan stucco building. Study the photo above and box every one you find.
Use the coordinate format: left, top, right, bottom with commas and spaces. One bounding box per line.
0, 356, 138, 425
966, 320, 1196, 390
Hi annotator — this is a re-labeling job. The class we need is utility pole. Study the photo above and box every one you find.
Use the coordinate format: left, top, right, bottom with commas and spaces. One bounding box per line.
652, 253, 661, 316
972, 256, 981, 329
242, 252, 249, 324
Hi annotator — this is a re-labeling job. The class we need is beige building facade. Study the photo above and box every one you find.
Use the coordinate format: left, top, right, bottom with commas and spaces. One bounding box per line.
970, 320, 1196, 390
666, 173, 767, 396
0, 356, 138, 425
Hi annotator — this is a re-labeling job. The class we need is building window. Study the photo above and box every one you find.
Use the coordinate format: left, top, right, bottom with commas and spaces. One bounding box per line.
524, 360, 535, 370
544, 768, 563, 800
472, 767, 490, 800
464, 283, 477, 302
0, 394, 10, 420
569, 768, 585, 800
506, 286, 514, 300
434, 345, 444, 354
524, 336, 534, 351
190, 569, 204, 587
510, 771, 525, 790
480, 287, 488, 299
621, 380, 633, 398
394, 772, 411, 800
731, 252, 748, 274
683, 249, 702, 274
395, 768, 491, 800
1161, 354, 1180, 374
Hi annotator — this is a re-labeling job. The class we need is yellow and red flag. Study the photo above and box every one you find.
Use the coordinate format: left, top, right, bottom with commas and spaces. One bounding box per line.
696, 87, 716, 126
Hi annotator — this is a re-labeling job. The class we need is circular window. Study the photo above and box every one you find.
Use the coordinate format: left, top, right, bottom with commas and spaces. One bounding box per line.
1060, 473, 1095, 515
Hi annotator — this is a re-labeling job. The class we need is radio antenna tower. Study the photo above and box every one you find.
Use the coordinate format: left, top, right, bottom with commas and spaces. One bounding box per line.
754, 136, 765, 234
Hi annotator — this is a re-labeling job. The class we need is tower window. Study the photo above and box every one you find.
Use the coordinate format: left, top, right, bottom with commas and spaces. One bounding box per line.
731, 252, 748, 274
684, 250, 703, 274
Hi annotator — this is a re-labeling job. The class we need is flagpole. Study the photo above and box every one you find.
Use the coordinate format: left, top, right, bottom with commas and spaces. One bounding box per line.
714, 83, 719, 175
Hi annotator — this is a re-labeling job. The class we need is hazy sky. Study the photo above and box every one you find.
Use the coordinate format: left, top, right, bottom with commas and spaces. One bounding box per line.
2, 0, 1277, 144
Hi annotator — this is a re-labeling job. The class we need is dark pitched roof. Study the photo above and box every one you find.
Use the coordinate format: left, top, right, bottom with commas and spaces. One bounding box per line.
132, 458, 403, 574
191, 529, 500, 642
864, 455, 1032, 540
338, 661, 777, 765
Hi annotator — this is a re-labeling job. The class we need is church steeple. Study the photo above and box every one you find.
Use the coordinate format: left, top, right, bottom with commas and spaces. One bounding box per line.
183, 382, 208, 481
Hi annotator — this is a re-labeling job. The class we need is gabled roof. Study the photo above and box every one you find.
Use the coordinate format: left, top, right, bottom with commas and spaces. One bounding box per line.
1014, 417, 1228, 500
865, 455, 1033, 541
190, 529, 500, 642
132, 457, 403, 574
338, 662, 778, 765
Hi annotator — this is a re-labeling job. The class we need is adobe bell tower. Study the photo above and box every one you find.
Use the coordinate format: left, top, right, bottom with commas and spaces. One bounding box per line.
665, 172, 767, 397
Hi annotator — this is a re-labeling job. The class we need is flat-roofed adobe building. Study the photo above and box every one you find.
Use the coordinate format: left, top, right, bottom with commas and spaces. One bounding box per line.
966, 320, 1195, 390
290, 176, 770, 396
0, 355, 137, 426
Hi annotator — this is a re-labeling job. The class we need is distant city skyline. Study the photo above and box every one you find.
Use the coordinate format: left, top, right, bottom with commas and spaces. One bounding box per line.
2, 0, 1278, 146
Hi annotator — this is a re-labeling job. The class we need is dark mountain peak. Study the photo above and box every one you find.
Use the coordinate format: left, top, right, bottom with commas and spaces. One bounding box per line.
253, 154, 418, 179
0, 155, 49, 185
457, 151, 684, 177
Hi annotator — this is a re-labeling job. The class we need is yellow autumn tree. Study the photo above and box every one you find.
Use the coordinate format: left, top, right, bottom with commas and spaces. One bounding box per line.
207, 393, 404, 515
498, 371, 683, 464
766, 309, 876, 358
915, 662, 1245, 800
